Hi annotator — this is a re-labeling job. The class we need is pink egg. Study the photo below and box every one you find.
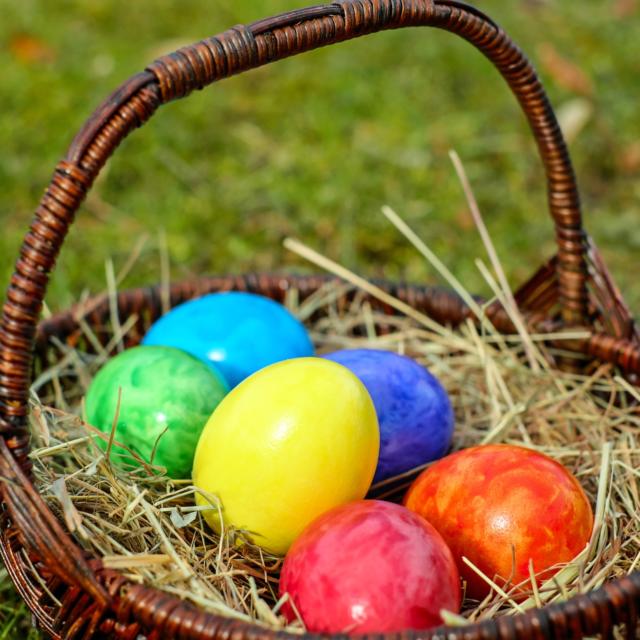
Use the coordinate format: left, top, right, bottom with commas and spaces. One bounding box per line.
279, 500, 460, 634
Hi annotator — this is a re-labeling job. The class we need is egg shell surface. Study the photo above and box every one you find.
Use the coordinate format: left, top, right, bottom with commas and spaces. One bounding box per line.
142, 292, 314, 387
85, 346, 228, 478
404, 444, 594, 599
192, 357, 379, 555
323, 349, 454, 482
279, 500, 460, 634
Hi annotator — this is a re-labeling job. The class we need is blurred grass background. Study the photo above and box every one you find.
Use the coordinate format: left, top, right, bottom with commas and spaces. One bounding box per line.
0, 0, 639, 636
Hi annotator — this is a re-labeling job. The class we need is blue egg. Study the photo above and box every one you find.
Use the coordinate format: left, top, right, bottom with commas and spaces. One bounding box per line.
142, 292, 314, 388
323, 349, 454, 483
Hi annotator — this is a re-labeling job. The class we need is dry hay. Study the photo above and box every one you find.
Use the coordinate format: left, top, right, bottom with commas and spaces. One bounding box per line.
27, 160, 640, 632
29, 274, 640, 632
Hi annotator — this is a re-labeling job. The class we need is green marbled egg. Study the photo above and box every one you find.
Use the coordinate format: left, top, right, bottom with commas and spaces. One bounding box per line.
85, 345, 228, 478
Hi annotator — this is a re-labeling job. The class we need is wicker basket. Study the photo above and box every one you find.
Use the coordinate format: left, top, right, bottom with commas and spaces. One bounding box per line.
2, 1, 639, 638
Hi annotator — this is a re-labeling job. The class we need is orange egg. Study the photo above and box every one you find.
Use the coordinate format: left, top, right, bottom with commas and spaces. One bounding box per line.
404, 444, 593, 600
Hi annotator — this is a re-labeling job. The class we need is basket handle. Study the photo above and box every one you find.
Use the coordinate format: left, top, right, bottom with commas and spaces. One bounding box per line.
0, 0, 589, 467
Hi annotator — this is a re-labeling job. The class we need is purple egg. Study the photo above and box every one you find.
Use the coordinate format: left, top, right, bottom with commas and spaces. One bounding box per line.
323, 349, 454, 483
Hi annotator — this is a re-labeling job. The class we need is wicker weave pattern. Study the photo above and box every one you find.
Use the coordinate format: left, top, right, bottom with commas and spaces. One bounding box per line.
1, 1, 639, 638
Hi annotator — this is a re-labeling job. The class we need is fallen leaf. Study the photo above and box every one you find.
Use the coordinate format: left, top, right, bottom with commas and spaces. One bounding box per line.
169, 508, 198, 529
537, 42, 593, 96
30, 405, 50, 447
51, 477, 88, 538
9, 33, 56, 65
618, 141, 640, 175
614, 0, 638, 18
556, 98, 593, 144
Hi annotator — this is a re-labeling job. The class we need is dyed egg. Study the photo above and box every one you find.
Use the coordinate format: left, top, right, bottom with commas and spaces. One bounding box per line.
192, 358, 379, 555
323, 349, 454, 482
404, 444, 594, 599
142, 292, 314, 387
279, 500, 460, 633
85, 346, 228, 478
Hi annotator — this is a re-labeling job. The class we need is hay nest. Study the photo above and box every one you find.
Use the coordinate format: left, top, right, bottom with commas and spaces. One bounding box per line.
29, 196, 640, 632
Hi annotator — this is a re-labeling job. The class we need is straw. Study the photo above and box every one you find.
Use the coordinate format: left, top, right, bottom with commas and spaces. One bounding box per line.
29, 198, 640, 630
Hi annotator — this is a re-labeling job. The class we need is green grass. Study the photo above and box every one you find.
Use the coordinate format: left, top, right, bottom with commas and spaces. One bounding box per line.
1, 0, 639, 637
0, 569, 42, 640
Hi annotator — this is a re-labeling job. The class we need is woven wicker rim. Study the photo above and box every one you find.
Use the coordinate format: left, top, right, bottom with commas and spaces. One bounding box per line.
1, 2, 639, 638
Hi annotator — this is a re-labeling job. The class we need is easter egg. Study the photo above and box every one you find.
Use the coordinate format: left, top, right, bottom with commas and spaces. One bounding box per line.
404, 444, 594, 599
85, 346, 228, 478
323, 349, 454, 482
192, 358, 379, 555
279, 500, 460, 633
142, 292, 314, 387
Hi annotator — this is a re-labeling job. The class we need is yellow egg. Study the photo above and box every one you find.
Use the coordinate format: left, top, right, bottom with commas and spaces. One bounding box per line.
192, 357, 380, 555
